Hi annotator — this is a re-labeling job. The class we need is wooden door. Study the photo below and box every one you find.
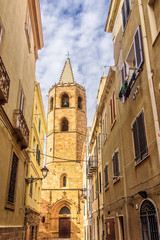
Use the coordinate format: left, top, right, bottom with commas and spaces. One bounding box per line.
105, 218, 115, 240
59, 217, 71, 238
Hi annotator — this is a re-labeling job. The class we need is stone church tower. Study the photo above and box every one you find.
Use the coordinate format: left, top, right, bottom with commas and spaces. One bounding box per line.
39, 58, 87, 240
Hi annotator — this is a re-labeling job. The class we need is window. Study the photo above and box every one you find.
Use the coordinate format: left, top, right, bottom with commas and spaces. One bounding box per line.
33, 137, 36, 151
148, 0, 160, 44
121, 63, 126, 85
140, 200, 159, 240
59, 206, 71, 215
61, 117, 69, 131
132, 111, 148, 163
92, 185, 94, 201
19, 88, 25, 113
60, 174, 67, 188
41, 216, 45, 223
8, 153, 18, 203
112, 151, 120, 181
36, 144, 40, 165
38, 118, 41, 133
0, 24, 3, 44
25, 7, 32, 50
98, 133, 101, 153
99, 172, 101, 193
78, 96, 82, 109
30, 176, 33, 196
121, 0, 131, 31
49, 97, 53, 111
133, 25, 144, 69
34, 183, 37, 200
110, 92, 116, 127
95, 177, 98, 199
61, 93, 69, 107
104, 165, 109, 188
63, 176, 66, 187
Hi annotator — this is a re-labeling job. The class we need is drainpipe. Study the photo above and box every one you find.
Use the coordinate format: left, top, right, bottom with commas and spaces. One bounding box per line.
138, 0, 160, 163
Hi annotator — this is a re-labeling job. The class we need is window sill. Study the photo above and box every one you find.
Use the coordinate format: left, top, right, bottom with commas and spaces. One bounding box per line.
105, 186, 109, 191
113, 176, 120, 184
135, 154, 149, 167
152, 29, 160, 47
110, 119, 116, 130
5, 202, 15, 211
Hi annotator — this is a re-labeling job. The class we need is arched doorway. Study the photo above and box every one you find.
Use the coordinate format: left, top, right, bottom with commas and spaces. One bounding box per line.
59, 207, 71, 238
140, 199, 160, 240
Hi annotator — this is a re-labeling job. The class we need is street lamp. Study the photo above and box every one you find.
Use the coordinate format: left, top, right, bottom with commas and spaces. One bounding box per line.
25, 165, 49, 183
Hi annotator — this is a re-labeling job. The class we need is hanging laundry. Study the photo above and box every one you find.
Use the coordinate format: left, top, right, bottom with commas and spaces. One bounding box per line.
118, 80, 128, 99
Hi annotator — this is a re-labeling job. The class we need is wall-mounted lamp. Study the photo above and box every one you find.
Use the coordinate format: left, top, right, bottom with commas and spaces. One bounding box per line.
138, 191, 147, 198
25, 165, 49, 184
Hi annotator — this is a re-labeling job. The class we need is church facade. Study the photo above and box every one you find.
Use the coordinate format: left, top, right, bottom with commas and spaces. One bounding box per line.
38, 58, 87, 240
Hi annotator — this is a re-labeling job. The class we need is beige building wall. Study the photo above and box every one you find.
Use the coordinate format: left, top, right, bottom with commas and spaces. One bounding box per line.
39, 58, 87, 240
0, 0, 43, 239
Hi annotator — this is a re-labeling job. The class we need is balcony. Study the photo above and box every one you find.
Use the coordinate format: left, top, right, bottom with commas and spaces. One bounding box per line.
86, 165, 93, 179
88, 156, 97, 173
13, 110, 29, 149
0, 57, 10, 104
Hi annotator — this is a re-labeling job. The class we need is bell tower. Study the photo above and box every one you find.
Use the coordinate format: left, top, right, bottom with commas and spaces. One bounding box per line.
39, 58, 87, 240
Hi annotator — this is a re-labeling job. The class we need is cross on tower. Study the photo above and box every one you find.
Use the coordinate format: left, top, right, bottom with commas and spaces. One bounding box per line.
66, 51, 71, 58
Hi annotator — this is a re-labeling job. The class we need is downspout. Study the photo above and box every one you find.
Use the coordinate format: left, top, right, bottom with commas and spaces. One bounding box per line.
138, 0, 160, 163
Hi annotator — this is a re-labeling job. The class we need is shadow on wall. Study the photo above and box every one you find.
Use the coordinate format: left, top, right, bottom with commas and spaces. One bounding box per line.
38, 198, 82, 240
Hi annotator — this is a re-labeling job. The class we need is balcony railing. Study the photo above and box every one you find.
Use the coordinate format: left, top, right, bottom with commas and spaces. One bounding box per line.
13, 110, 29, 149
88, 156, 97, 173
0, 57, 10, 104
86, 165, 93, 179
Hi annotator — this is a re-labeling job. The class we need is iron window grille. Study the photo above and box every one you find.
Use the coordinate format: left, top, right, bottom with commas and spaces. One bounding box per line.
8, 153, 18, 203
140, 200, 160, 240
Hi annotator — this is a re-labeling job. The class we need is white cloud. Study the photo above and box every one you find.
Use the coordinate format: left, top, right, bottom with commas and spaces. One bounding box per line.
36, 0, 113, 126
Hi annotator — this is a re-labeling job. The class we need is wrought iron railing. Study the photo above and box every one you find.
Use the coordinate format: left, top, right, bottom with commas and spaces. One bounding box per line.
0, 57, 10, 104
13, 109, 29, 148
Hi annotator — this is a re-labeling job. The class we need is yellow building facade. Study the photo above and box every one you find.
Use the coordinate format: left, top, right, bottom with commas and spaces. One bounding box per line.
25, 78, 47, 240
0, 0, 43, 239
39, 58, 87, 240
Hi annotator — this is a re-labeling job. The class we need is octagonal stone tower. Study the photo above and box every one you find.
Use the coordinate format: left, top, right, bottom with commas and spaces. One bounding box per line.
39, 58, 87, 240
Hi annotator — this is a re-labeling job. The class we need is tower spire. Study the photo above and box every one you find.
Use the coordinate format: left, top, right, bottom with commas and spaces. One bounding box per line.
59, 57, 74, 84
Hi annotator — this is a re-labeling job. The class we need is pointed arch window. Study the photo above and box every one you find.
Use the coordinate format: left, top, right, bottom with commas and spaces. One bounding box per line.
61, 117, 69, 131
78, 96, 82, 109
59, 207, 71, 215
61, 93, 69, 107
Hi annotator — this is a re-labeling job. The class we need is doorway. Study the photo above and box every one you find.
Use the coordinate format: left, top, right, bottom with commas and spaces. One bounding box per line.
59, 217, 71, 238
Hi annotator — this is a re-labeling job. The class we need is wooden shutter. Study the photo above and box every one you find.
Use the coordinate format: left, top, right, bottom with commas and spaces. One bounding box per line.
105, 165, 108, 187
132, 120, 141, 162
112, 92, 116, 121
134, 25, 144, 69
114, 151, 120, 177
126, 0, 131, 20
0, 25, 2, 44
121, 63, 126, 84
110, 99, 113, 125
99, 172, 101, 193
121, 1, 126, 31
8, 153, 18, 203
138, 111, 148, 159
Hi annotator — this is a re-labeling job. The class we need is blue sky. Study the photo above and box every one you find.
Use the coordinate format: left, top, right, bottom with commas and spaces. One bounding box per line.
36, 0, 113, 126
